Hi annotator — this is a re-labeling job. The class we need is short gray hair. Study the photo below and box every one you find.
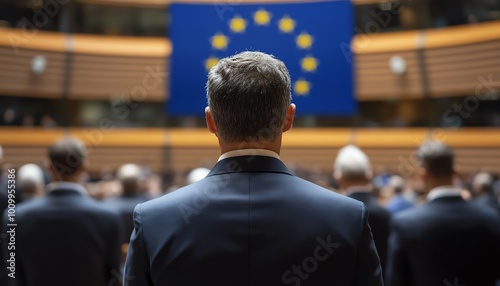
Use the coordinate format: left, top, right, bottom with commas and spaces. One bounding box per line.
206, 51, 291, 143
334, 145, 372, 181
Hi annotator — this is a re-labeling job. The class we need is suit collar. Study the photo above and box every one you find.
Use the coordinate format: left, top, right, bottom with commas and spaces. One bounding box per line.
427, 186, 462, 202
348, 190, 376, 203
208, 156, 292, 176
218, 149, 280, 161
46, 182, 87, 196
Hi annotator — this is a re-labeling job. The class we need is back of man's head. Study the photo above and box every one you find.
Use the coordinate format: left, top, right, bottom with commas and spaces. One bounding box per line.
334, 145, 372, 183
206, 51, 291, 143
48, 137, 87, 181
18, 163, 45, 199
389, 175, 405, 194
416, 141, 454, 179
472, 172, 494, 195
117, 163, 142, 196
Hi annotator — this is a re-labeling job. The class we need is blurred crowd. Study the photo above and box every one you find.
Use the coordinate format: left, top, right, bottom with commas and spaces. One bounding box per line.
1, 139, 500, 285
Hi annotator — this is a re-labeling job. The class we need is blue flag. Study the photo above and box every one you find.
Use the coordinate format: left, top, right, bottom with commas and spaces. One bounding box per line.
169, 0, 355, 116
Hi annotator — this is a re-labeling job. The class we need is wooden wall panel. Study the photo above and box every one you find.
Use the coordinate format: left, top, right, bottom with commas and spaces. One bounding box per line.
2, 21, 500, 101
69, 54, 168, 101
425, 39, 500, 97
354, 50, 423, 100
0, 46, 66, 98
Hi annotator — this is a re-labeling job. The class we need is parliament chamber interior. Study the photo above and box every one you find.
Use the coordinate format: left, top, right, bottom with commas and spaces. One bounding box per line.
0, 0, 500, 285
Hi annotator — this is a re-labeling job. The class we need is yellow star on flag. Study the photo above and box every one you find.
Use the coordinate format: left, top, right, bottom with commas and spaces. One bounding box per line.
211, 33, 229, 50
205, 56, 219, 71
296, 32, 313, 49
294, 79, 311, 96
278, 16, 295, 33
229, 16, 247, 33
301, 56, 318, 72
254, 9, 271, 26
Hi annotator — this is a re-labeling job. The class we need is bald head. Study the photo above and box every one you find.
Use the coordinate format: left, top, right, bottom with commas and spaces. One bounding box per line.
473, 172, 494, 195
117, 163, 142, 196
18, 163, 45, 200
334, 145, 372, 183
47, 137, 87, 181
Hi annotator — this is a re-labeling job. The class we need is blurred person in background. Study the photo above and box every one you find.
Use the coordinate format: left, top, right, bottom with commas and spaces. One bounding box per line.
1, 137, 122, 286
185, 167, 210, 185
386, 141, 500, 286
105, 163, 152, 246
124, 51, 383, 286
385, 175, 414, 214
334, 145, 391, 274
472, 172, 500, 213
17, 163, 45, 202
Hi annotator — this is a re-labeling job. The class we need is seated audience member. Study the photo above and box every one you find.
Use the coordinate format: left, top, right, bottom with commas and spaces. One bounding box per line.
1, 137, 122, 286
334, 145, 391, 273
386, 141, 500, 286
472, 172, 500, 213
105, 163, 151, 244
386, 175, 414, 214
124, 51, 383, 286
17, 163, 45, 201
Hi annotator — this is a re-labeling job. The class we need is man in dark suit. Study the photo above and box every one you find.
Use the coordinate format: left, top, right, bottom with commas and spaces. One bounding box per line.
334, 145, 391, 273
386, 141, 500, 286
124, 51, 383, 286
1, 137, 122, 286
472, 172, 500, 213
105, 163, 151, 245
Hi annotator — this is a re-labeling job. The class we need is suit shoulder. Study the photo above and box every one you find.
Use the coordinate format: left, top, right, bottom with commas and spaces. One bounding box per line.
286, 176, 366, 210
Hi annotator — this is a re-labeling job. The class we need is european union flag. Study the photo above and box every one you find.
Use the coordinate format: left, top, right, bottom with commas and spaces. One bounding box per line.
168, 0, 355, 116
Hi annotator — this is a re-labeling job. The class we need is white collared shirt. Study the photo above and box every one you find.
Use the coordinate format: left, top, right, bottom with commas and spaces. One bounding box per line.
218, 149, 280, 162
426, 185, 462, 202
46, 182, 87, 195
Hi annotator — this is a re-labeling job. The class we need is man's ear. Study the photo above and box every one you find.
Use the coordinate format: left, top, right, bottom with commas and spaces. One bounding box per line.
418, 167, 427, 180
282, 103, 296, 132
205, 107, 217, 134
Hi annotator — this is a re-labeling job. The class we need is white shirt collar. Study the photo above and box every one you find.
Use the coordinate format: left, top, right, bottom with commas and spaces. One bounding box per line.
427, 186, 462, 202
46, 182, 87, 195
218, 149, 280, 162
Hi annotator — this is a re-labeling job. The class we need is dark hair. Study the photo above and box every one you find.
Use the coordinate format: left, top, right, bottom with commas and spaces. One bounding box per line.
416, 141, 454, 178
206, 51, 291, 143
48, 137, 87, 177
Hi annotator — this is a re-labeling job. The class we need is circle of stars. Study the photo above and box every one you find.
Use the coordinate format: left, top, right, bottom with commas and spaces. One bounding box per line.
205, 9, 318, 96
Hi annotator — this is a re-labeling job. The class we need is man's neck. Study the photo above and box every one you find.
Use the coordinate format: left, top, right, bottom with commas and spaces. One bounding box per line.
218, 137, 282, 156
425, 177, 454, 194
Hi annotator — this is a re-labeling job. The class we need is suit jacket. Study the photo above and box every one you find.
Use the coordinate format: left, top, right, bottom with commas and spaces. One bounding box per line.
473, 193, 500, 214
124, 156, 383, 286
104, 195, 150, 244
1, 183, 122, 286
386, 195, 500, 286
348, 191, 391, 272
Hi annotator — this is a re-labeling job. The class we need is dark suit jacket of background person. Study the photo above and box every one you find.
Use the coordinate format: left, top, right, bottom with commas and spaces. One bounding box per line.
124, 155, 383, 286
348, 191, 391, 272
386, 194, 500, 286
104, 194, 151, 244
1, 182, 122, 286
473, 193, 500, 215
